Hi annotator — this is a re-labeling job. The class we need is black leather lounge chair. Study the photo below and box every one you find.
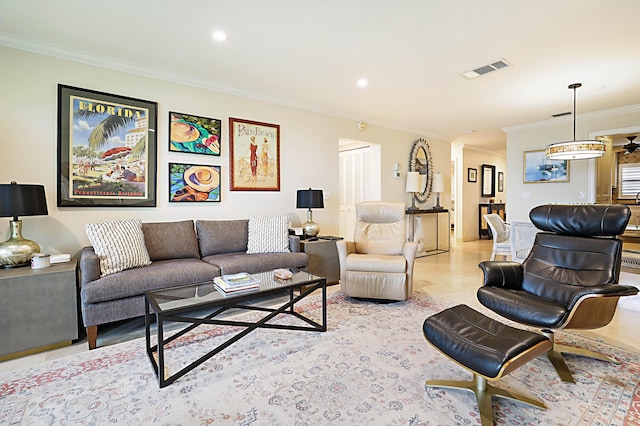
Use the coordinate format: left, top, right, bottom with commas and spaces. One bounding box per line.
478, 204, 639, 383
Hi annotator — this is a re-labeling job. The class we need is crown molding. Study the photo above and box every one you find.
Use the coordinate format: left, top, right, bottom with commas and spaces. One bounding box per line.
0, 33, 448, 142
502, 104, 640, 134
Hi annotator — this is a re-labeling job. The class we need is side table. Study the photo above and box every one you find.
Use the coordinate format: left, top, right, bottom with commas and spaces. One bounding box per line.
0, 259, 79, 361
300, 237, 343, 284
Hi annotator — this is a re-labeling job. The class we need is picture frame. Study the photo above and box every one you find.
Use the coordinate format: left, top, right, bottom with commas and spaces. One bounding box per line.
57, 85, 158, 207
523, 150, 569, 183
467, 168, 477, 182
169, 112, 221, 156
229, 117, 280, 191
169, 163, 221, 202
498, 171, 504, 192
481, 164, 496, 197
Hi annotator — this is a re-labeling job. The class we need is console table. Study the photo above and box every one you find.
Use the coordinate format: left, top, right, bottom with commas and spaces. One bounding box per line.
406, 209, 450, 257
0, 260, 79, 360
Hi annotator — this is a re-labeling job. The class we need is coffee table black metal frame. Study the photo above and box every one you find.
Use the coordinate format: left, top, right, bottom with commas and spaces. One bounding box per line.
145, 271, 326, 388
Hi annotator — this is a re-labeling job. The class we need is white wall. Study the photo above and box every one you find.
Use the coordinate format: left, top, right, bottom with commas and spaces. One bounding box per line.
0, 46, 451, 257
505, 106, 640, 221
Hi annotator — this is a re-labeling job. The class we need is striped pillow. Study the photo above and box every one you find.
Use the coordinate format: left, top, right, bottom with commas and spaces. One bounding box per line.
86, 218, 151, 277
246, 215, 290, 254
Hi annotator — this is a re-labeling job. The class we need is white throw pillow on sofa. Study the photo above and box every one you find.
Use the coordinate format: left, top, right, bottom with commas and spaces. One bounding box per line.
246, 215, 290, 254
86, 218, 151, 277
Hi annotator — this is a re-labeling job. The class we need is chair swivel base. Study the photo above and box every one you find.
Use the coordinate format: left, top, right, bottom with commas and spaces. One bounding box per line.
542, 330, 620, 384
426, 374, 545, 426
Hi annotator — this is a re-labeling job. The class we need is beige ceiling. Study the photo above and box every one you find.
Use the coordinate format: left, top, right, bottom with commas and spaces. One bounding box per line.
2, 0, 640, 154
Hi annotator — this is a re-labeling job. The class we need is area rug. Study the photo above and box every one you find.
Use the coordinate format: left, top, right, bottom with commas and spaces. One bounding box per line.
1, 291, 639, 425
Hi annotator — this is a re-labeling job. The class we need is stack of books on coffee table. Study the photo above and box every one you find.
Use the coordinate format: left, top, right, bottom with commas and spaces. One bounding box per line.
214, 272, 260, 296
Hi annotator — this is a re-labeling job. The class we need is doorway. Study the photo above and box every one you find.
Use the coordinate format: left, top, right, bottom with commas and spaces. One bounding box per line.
338, 139, 381, 239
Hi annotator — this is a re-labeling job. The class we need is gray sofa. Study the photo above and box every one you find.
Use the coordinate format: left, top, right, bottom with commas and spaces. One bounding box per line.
79, 219, 308, 349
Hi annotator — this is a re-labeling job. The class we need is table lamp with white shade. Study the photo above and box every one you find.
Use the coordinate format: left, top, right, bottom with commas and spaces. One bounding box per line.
431, 172, 444, 210
406, 171, 422, 211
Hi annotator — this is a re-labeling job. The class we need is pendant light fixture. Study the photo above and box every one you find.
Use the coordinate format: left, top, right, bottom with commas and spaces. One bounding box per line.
545, 83, 605, 160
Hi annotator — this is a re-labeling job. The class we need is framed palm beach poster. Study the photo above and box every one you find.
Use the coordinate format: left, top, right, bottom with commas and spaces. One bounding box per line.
57, 85, 158, 207
229, 117, 280, 191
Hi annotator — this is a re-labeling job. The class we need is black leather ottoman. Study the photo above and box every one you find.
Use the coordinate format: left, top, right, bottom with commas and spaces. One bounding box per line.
423, 304, 552, 426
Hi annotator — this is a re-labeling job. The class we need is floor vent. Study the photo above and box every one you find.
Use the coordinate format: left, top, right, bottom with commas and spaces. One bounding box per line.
461, 59, 510, 79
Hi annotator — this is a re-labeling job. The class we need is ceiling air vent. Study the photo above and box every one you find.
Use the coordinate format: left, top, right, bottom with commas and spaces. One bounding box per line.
461, 59, 511, 79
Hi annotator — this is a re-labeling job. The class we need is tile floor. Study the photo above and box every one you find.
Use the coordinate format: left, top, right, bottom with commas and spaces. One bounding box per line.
1, 236, 639, 374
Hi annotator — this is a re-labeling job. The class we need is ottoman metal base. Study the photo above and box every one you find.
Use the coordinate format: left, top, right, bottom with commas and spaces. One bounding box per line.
423, 304, 552, 426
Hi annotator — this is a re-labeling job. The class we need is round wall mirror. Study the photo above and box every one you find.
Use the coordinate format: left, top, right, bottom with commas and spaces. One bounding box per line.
408, 138, 433, 203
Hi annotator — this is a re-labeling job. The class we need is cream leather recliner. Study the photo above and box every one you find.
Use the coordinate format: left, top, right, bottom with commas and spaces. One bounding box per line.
336, 201, 418, 301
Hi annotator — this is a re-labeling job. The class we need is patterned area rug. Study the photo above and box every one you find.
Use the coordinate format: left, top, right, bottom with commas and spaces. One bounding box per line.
1, 291, 639, 425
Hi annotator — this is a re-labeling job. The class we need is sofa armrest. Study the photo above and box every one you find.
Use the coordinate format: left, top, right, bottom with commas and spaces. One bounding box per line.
79, 246, 101, 286
288, 235, 302, 252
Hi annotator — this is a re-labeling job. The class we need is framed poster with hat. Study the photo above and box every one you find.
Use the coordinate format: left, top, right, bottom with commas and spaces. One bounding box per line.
169, 112, 221, 156
57, 84, 158, 207
229, 117, 280, 191
169, 163, 221, 202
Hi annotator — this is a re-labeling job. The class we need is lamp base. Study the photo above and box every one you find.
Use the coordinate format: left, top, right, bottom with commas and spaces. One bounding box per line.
407, 193, 419, 211
302, 209, 320, 238
0, 220, 41, 268
302, 221, 320, 238
431, 193, 444, 211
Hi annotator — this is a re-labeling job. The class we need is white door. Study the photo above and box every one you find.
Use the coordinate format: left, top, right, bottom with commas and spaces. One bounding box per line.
339, 145, 380, 239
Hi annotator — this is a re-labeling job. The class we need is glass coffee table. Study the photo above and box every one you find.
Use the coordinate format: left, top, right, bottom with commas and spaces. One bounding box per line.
144, 270, 326, 387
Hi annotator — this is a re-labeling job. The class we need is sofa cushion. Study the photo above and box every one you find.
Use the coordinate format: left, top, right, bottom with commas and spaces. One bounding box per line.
202, 252, 308, 275
142, 220, 200, 261
247, 215, 290, 254
196, 219, 248, 256
85, 218, 151, 277
80, 258, 221, 304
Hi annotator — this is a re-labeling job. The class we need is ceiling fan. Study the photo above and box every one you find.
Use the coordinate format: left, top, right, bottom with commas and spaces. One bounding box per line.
623, 136, 639, 154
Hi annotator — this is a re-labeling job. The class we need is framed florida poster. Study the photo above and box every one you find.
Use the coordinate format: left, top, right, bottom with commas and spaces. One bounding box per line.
57, 85, 158, 207
229, 117, 280, 191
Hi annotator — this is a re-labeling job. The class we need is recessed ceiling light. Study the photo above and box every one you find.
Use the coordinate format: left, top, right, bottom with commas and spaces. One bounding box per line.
357, 78, 368, 87
212, 30, 227, 42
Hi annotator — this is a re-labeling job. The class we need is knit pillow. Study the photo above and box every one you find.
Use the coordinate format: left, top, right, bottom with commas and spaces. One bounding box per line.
85, 218, 151, 277
246, 215, 290, 254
